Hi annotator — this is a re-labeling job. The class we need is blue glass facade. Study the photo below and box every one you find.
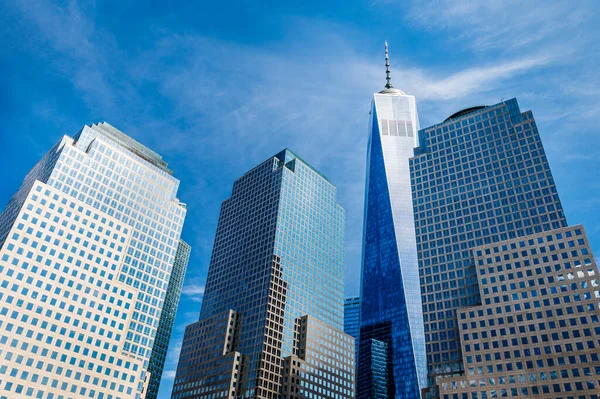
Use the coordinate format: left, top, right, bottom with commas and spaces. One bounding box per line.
174, 149, 354, 398
344, 296, 361, 371
357, 337, 390, 399
359, 90, 426, 398
147, 239, 191, 399
411, 99, 567, 387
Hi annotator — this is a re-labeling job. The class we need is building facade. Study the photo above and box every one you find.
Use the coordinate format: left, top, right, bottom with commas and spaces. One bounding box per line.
344, 296, 361, 370
358, 43, 427, 398
438, 225, 600, 398
0, 122, 188, 398
411, 99, 567, 390
147, 240, 191, 399
172, 149, 355, 398
356, 338, 390, 399
281, 315, 355, 398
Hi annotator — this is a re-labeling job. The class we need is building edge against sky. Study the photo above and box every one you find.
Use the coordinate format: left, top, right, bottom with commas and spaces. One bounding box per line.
358, 42, 427, 398
0, 122, 188, 398
172, 149, 354, 398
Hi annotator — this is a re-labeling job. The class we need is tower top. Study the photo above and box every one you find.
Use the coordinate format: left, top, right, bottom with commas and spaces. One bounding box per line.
379, 41, 405, 95
385, 41, 393, 89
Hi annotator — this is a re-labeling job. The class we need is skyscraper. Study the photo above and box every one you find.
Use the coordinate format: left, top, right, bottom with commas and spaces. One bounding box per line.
358, 42, 427, 398
0, 122, 188, 398
411, 100, 567, 391
344, 296, 361, 369
172, 149, 355, 399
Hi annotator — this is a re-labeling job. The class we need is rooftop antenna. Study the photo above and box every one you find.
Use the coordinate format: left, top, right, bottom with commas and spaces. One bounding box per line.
385, 41, 393, 89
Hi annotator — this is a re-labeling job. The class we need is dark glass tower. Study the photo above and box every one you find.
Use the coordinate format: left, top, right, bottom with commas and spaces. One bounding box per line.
344, 296, 361, 371
172, 150, 355, 399
358, 43, 427, 398
411, 99, 567, 388
357, 337, 391, 399
147, 239, 191, 399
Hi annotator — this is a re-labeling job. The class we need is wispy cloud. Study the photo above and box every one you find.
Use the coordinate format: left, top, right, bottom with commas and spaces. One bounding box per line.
182, 284, 205, 296
162, 370, 176, 380
3, 0, 578, 301
402, 55, 551, 101
2, 2, 600, 399
406, 0, 593, 51
181, 282, 205, 302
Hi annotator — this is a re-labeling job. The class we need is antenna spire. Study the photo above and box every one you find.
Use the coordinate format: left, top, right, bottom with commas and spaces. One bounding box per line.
385, 41, 393, 89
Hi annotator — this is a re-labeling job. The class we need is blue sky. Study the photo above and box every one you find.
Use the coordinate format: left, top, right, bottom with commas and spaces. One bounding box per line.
1, 0, 599, 397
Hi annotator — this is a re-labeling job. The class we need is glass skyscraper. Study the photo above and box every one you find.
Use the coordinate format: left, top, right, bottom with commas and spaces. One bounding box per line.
358, 43, 427, 398
172, 149, 355, 398
411, 99, 567, 390
344, 296, 361, 370
0, 122, 188, 398
147, 240, 191, 399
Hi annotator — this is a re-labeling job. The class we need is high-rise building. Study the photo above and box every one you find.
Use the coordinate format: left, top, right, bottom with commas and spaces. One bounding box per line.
357, 337, 390, 399
438, 224, 600, 398
358, 42, 427, 398
344, 296, 361, 368
171, 149, 355, 399
0, 122, 188, 398
411, 99, 567, 390
147, 240, 191, 399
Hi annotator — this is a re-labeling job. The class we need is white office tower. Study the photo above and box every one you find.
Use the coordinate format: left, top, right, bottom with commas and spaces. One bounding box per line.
0, 123, 188, 399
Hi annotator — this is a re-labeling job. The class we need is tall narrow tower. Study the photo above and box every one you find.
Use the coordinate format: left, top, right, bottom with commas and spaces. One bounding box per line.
358, 42, 427, 398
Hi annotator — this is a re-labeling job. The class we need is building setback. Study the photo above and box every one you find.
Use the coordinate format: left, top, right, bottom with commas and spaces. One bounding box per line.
172, 149, 355, 399
438, 225, 600, 398
411, 99, 568, 393
0, 122, 188, 398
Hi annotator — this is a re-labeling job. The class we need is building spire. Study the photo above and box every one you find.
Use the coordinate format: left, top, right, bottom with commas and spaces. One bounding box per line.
385, 41, 393, 89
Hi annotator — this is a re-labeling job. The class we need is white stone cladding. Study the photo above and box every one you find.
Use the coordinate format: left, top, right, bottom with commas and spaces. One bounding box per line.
0, 123, 187, 399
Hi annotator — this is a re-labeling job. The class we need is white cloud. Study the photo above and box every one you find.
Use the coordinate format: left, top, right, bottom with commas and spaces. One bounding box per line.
402, 56, 551, 101
181, 283, 205, 302
182, 283, 205, 295
406, 0, 593, 51
162, 370, 176, 380
5, 0, 572, 301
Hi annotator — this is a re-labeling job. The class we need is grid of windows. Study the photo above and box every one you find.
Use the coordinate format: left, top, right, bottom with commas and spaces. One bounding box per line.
0, 182, 143, 398
439, 225, 600, 399
344, 296, 360, 372
174, 150, 352, 398
147, 240, 191, 399
172, 310, 241, 399
411, 99, 567, 384
0, 122, 188, 398
282, 316, 355, 399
